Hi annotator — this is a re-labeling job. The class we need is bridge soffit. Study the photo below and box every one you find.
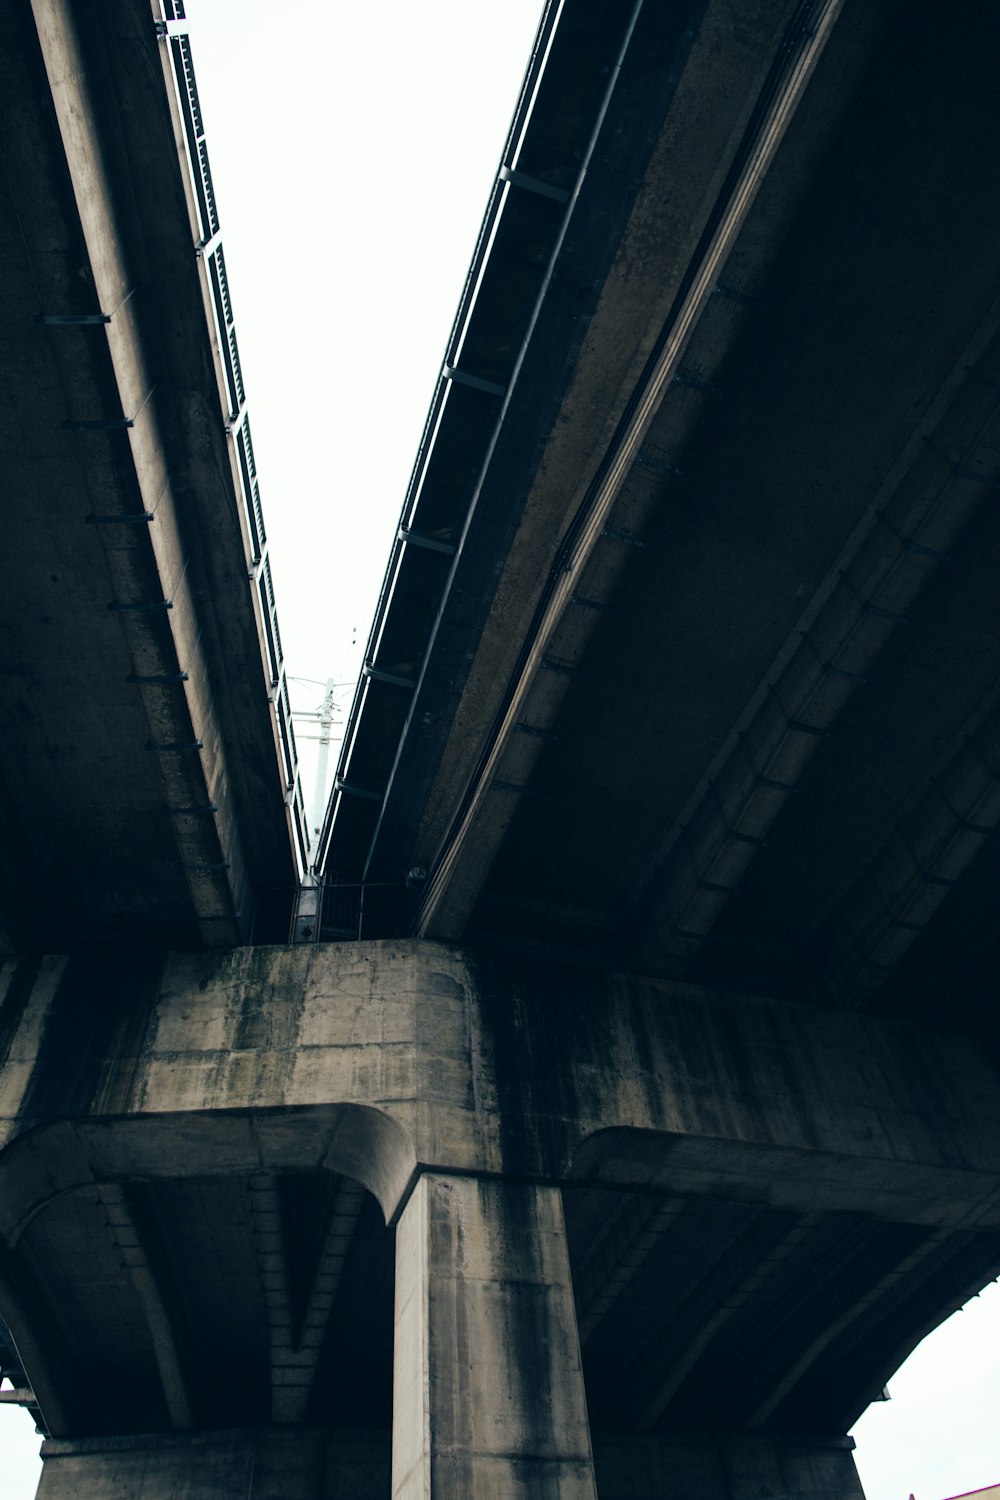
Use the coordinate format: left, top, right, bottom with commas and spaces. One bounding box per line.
353, 0, 1000, 1024
8, 0, 303, 951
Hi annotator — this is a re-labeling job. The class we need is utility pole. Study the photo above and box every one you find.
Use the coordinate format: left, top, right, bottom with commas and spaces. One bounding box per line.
311, 677, 337, 839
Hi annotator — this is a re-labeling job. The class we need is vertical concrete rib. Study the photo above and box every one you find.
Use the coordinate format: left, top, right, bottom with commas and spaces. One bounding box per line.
822, 697, 1000, 1000
636, 1213, 822, 1430
574, 1193, 687, 1346
29, 0, 250, 941
95, 1184, 193, 1429
248, 1173, 365, 1425
633, 305, 1000, 969
744, 1228, 952, 1428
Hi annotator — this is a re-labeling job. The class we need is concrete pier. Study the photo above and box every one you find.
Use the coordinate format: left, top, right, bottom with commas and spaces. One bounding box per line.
2, 941, 998, 1496
393, 1175, 597, 1498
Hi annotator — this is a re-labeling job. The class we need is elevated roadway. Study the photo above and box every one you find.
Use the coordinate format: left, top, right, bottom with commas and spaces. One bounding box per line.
321, 0, 1000, 1039
0, 0, 307, 953
1, 1, 999, 1497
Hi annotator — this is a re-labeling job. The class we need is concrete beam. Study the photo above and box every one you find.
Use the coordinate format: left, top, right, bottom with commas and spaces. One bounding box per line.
819, 678, 1000, 999
632, 301, 1000, 975
33, 1428, 867, 1500
0, 1259, 69, 1438
37, 1428, 337, 1500
634, 1212, 822, 1429
743, 1227, 953, 1429
94, 1184, 193, 1430
414, 0, 846, 942
3, 944, 1000, 1233
574, 1193, 687, 1347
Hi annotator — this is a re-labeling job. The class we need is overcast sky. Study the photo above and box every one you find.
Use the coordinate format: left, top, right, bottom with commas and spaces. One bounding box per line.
189, 0, 551, 834
1, 3, 998, 1495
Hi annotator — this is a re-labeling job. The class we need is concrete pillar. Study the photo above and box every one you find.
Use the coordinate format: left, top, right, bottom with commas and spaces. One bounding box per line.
392, 1174, 597, 1499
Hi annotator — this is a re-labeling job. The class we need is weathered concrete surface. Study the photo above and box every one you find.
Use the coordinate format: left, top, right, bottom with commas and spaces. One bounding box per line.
34, 1430, 865, 1500
2, 942, 1000, 1234
592, 1434, 865, 1500
36, 1427, 387, 1500
2, 939, 999, 1492
393, 1175, 596, 1498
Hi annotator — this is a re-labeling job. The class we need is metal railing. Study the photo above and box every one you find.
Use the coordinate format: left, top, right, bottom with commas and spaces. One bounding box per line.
153, 2, 309, 881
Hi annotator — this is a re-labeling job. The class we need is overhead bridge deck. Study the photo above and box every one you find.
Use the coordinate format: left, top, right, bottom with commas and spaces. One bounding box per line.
0, 0, 306, 953
2, 1, 1000, 1497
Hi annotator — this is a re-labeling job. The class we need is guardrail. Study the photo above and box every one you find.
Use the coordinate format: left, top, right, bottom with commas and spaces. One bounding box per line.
153, 1, 309, 881
317, 0, 639, 884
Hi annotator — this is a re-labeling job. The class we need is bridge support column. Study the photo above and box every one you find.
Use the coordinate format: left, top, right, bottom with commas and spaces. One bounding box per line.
392, 1173, 598, 1499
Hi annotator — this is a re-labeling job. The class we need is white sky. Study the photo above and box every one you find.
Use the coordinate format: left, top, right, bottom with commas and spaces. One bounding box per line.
192, 0, 552, 836
1, 3, 998, 1495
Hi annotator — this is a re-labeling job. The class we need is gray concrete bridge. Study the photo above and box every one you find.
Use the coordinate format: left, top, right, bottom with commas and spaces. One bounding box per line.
0, 0, 309, 956
1, 0, 1000, 1497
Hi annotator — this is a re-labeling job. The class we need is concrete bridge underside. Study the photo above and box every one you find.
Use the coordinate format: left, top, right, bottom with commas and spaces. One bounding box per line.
319, 0, 1000, 1039
2, 0, 1000, 1496
0, 0, 303, 955
2, 943, 1000, 1497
